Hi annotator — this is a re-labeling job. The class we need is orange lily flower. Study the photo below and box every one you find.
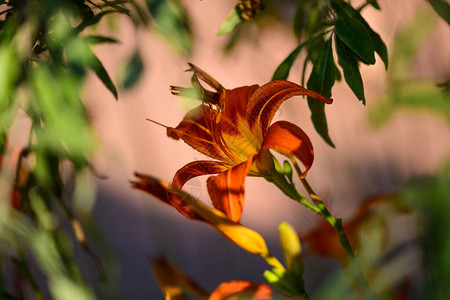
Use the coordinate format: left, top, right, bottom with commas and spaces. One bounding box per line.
162, 64, 332, 222
151, 256, 272, 300
208, 281, 273, 300
131, 173, 283, 269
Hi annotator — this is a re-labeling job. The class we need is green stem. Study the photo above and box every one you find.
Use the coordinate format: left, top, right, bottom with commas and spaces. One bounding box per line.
289, 158, 377, 298
267, 168, 321, 215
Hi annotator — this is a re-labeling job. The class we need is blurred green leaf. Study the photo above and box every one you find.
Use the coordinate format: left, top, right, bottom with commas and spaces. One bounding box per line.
368, 0, 381, 10
146, 0, 193, 55
335, 18, 375, 65
89, 51, 118, 99
119, 50, 144, 89
390, 9, 437, 78
369, 8, 447, 128
76, 10, 129, 33
335, 36, 365, 103
218, 5, 244, 36
369, 80, 450, 127
264, 267, 307, 297
307, 38, 335, 147
0, 40, 19, 129
401, 160, 450, 300
437, 80, 450, 98
30, 65, 96, 162
283, 160, 293, 183
429, 0, 450, 24
83, 35, 119, 45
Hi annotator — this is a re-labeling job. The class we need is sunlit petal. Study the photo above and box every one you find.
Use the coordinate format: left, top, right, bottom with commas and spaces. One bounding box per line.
131, 174, 272, 257
246, 80, 332, 135
208, 281, 273, 300
172, 160, 230, 190
167, 105, 230, 162
261, 121, 314, 178
132, 172, 200, 220
207, 156, 254, 222
151, 256, 209, 300
217, 85, 259, 135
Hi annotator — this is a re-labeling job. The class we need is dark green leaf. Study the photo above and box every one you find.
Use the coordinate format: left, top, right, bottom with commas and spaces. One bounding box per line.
335, 36, 365, 103
437, 80, 450, 98
90, 53, 118, 99
293, 2, 307, 39
331, 0, 388, 69
217, 5, 244, 36
76, 10, 128, 33
120, 51, 144, 89
429, 0, 450, 24
307, 38, 335, 147
368, 0, 380, 10
83, 35, 119, 45
272, 41, 307, 81
335, 18, 375, 65
146, 0, 193, 55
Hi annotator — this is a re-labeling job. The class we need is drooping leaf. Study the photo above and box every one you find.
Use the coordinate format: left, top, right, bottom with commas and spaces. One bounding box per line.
76, 10, 129, 33
429, 0, 450, 24
293, 0, 328, 40
88, 51, 118, 99
83, 35, 119, 45
272, 41, 308, 81
335, 18, 375, 65
146, 0, 193, 55
335, 36, 365, 103
217, 5, 244, 36
307, 38, 335, 147
368, 0, 381, 10
331, 0, 388, 69
119, 50, 144, 89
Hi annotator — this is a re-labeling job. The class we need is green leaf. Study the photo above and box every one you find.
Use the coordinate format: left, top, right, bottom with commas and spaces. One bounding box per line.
331, 0, 388, 69
272, 41, 307, 81
272, 30, 330, 81
429, 0, 450, 24
283, 160, 293, 183
335, 36, 365, 103
335, 18, 375, 65
119, 51, 144, 89
307, 38, 335, 147
83, 35, 119, 45
217, 5, 244, 36
146, 0, 193, 55
89, 52, 118, 99
368, 0, 381, 10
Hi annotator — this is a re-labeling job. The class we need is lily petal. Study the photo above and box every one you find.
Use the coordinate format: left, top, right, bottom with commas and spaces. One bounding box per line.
217, 85, 259, 135
261, 121, 314, 178
131, 173, 272, 257
167, 105, 230, 162
246, 80, 332, 135
172, 160, 230, 190
207, 156, 254, 222
151, 256, 209, 300
208, 281, 273, 300
132, 172, 200, 220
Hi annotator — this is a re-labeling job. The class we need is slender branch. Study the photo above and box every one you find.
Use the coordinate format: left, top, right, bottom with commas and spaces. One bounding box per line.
289, 157, 378, 298
54, 194, 106, 281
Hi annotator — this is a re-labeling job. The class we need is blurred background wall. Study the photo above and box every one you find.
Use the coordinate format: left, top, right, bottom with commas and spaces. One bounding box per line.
70, 0, 450, 298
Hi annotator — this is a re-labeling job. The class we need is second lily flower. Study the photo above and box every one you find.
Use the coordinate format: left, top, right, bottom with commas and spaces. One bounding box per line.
159, 64, 332, 222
